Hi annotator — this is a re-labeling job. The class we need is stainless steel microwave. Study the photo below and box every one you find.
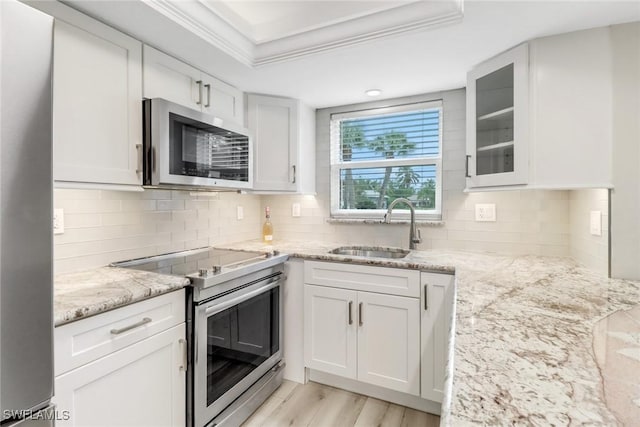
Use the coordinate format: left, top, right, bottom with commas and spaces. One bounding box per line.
143, 98, 253, 190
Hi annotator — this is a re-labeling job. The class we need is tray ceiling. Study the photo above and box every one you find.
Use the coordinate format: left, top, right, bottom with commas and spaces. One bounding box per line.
145, 0, 464, 66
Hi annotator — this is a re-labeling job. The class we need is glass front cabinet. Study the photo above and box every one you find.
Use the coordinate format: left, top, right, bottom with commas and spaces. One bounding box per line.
465, 43, 529, 189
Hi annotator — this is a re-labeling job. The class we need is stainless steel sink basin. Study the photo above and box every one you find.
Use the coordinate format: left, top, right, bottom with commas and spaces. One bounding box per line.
329, 246, 409, 259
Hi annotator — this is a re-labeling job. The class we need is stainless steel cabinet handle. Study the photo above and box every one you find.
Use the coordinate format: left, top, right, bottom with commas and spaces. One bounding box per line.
196, 80, 203, 105
179, 338, 187, 371
110, 317, 151, 335
204, 84, 211, 108
292, 165, 296, 184
348, 301, 353, 325
358, 302, 363, 326
465, 155, 471, 178
135, 143, 143, 174
424, 284, 428, 310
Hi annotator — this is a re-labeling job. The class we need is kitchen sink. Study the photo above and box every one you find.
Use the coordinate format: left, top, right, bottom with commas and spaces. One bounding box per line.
329, 246, 410, 259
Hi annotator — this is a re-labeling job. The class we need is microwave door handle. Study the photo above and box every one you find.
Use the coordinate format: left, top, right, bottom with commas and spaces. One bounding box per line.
204, 277, 281, 316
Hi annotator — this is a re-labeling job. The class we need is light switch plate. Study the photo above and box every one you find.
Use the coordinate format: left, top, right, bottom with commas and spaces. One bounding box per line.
590, 211, 602, 236
475, 204, 496, 222
292, 203, 301, 217
53, 208, 64, 234
236, 206, 244, 220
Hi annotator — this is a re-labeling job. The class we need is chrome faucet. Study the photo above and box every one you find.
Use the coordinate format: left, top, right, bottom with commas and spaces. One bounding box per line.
383, 198, 422, 250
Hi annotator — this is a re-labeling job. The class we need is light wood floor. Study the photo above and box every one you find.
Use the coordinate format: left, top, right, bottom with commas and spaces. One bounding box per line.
241, 380, 440, 427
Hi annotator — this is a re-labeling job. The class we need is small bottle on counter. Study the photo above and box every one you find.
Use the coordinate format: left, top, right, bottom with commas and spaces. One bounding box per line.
262, 206, 273, 243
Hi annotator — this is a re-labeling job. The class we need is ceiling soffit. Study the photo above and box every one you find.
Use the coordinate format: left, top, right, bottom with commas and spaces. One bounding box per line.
144, 0, 464, 67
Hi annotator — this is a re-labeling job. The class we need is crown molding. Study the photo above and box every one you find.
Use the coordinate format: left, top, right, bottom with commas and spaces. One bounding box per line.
142, 0, 464, 68
143, 0, 255, 66
255, 5, 464, 66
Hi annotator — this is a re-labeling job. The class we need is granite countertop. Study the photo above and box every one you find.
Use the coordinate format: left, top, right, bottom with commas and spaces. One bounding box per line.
218, 239, 640, 425
54, 266, 190, 326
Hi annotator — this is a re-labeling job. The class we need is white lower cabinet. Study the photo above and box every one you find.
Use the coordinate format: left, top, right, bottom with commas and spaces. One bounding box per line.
54, 325, 185, 427
304, 285, 357, 379
303, 261, 454, 405
357, 291, 420, 395
53, 290, 186, 427
421, 272, 455, 402
305, 284, 420, 395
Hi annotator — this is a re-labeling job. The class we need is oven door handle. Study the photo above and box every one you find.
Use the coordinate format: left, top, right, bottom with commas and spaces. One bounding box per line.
203, 277, 282, 316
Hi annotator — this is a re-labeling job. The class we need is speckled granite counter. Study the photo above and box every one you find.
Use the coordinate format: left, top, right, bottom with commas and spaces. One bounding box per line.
218, 240, 640, 426
54, 267, 189, 326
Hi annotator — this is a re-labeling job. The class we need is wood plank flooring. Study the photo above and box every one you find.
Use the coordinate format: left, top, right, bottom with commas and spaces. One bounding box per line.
241, 380, 440, 427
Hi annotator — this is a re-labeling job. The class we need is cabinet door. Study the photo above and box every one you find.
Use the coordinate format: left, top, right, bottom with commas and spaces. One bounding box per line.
466, 43, 529, 189
304, 285, 357, 379
248, 94, 298, 192
142, 45, 201, 110
201, 72, 245, 125
53, 324, 186, 427
356, 292, 420, 395
53, 20, 142, 186
420, 272, 454, 402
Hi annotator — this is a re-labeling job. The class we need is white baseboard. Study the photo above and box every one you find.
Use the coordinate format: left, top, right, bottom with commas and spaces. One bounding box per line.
308, 369, 442, 415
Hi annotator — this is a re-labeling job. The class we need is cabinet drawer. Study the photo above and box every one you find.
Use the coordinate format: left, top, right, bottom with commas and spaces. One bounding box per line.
55, 290, 185, 376
304, 261, 420, 297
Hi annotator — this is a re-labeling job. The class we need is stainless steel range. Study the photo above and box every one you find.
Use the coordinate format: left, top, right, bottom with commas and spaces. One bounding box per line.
113, 247, 288, 427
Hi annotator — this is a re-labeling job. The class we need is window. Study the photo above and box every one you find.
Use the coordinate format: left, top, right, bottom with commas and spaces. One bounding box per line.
330, 101, 442, 219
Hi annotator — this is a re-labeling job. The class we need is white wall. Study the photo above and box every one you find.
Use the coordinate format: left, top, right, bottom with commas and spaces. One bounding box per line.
54, 189, 262, 273
262, 89, 572, 257
569, 189, 609, 276
610, 22, 640, 280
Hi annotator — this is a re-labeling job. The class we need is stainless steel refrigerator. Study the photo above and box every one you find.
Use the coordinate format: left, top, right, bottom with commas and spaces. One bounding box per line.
0, 0, 54, 425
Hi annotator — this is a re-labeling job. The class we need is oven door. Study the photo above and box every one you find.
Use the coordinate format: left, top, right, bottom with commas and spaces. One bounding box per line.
194, 275, 282, 427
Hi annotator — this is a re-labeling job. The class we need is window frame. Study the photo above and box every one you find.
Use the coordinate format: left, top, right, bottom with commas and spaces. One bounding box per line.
330, 100, 443, 220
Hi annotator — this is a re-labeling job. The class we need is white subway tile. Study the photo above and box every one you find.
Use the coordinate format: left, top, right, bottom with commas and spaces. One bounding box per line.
157, 199, 185, 211
65, 213, 102, 229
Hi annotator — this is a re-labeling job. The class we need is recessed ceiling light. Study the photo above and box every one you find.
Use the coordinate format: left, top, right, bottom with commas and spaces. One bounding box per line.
365, 89, 382, 97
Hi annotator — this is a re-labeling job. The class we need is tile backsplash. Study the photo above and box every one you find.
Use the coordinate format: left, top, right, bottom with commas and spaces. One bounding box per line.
54, 88, 609, 275
569, 189, 609, 275
54, 189, 262, 274
262, 89, 575, 258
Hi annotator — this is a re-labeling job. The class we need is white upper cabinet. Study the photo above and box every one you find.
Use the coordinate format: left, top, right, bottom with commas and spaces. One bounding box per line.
248, 94, 298, 192
143, 45, 244, 125
466, 44, 529, 188
248, 94, 316, 193
142, 45, 201, 111
53, 19, 142, 187
201, 70, 244, 125
528, 27, 613, 189
466, 27, 614, 191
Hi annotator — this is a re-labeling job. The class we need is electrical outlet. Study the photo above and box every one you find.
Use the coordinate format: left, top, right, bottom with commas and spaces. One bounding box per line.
236, 206, 244, 220
292, 203, 301, 217
475, 204, 496, 222
590, 211, 602, 236
53, 208, 64, 234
